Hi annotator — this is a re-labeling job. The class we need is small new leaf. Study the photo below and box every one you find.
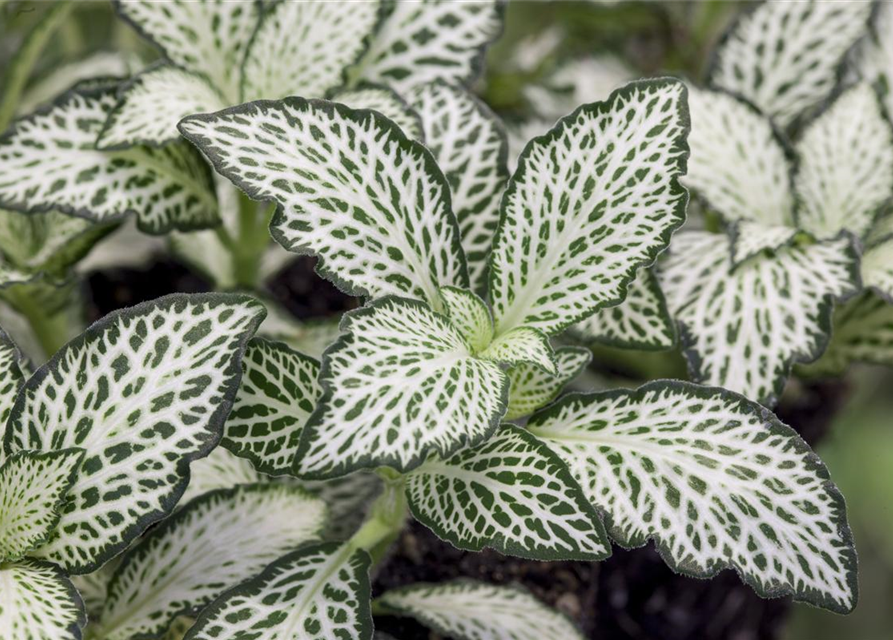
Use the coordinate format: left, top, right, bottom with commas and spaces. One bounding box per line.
480, 327, 556, 374
439, 286, 493, 354
505, 347, 591, 421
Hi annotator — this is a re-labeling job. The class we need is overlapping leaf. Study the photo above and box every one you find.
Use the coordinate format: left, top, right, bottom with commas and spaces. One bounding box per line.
179, 445, 268, 507
0, 87, 219, 234
295, 297, 508, 478
795, 84, 893, 240
0, 329, 27, 427
96, 484, 326, 640
810, 292, 893, 374
505, 347, 591, 421
528, 381, 858, 613
379, 581, 584, 640
0, 559, 86, 640
488, 79, 689, 337
409, 82, 508, 290
225, 338, 320, 476
851, 2, 893, 119
354, 0, 503, 94
728, 221, 800, 267
180, 98, 467, 307
3, 293, 265, 573
69, 561, 119, 621
710, 1, 872, 126
406, 427, 610, 561
334, 85, 423, 140
183, 542, 372, 640
661, 231, 859, 406
573, 268, 675, 350
480, 327, 556, 373
300, 472, 383, 541
255, 297, 343, 360
861, 238, 893, 302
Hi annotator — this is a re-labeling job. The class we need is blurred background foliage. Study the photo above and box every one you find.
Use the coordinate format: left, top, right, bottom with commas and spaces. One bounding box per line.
1, 1, 891, 638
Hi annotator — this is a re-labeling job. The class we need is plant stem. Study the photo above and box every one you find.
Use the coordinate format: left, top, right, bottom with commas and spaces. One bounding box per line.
347, 473, 408, 565
3, 283, 72, 359
228, 196, 273, 290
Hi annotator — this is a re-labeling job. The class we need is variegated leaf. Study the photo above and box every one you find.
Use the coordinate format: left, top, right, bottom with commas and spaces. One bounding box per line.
0, 329, 27, 426
409, 82, 509, 291
406, 426, 610, 561
299, 472, 383, 541
179, 97, 467, 307
505, 347, 591, 421
183, 542, 372, 640
97, 66, 227, 149
96, 484, 326, 640
0, 449, 84, 561
179, 445, 269, 507
573, 268, 675, 351
0, 559, 86, 640
489, 79, 689, 337
242, 0, 382, 102
684, 86, 794, 227
811, 292, 893, 374
354, 0, 503, 94
296, 297, 508, 478
480, 327, 555, 373
438, 286, 493, 354
225, 338, 320, 476
69, 560, 119, 621
728, 221, 800, 267
255, 298, 342, 361
861, 237, 893, 302
379, 581, 584, 640
851, 2, 893, 120
661, 232, 859, 406
795, 83, 893, 240
0, 87, 219, 235
710, 1, 872, 126
334, 85, 423, 140
114, 0, 259, 101
528, 381, 858, 613
3, 293, 265, 573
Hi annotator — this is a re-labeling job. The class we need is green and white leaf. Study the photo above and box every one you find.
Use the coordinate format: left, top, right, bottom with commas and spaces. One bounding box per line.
179, 445, 269, 507
710, 0, 872, 127
528, 381, 858, 613
296, 297, 508, 478
3, 293, 265, 573
810, 292, 893, 374
505, 347, 591, 421
0, 559, 86, 640
0, 449, 84, 561
183, 542, 372, 640
684, 86, 794, 227
851, 2, 893, 120
0, 87, 219, 235
438, 286, 493, 354
114, 0, 259, 101
794, 83, 893, 240
255, 297, 342, 360
0, 329, 27, 426
406, 426, 609, 561
333, 85, 423, 141
488, 79, 689, 337
96, 484, 326, 640
242, 0, 382, 102
97, 66, 227, 149
69, 560, 119, 621
661, 231, 859, 406
179, 97, 467, 307
299, 472, 382, 541
728, 221, 800, 267
409, 82, 509, 290
479, 327, 556, 373
861, 237, 893, 302
353, 0, 503, 94
379, 581, 584, 640
573, 268, 675, 350
225, 338, 320, 476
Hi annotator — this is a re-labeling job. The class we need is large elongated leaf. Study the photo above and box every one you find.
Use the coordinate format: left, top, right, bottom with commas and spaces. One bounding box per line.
684, 86, 794, 227
660, 232, 859, 406
114, 0, 259, 101
409, 82, 509, 291
0, 559, 86, 640
406, 427, 610, 561
183, 542, 372, 640
353, 0, 503, 94
505, 347, 591, 421
97, 66, 227, 149
295, 297, 508, 478
573, 268, 675, 351
0, 87, 219, 235
96, 484, 326, 640
488, 79, 689, 337
0, 449, 84, 561
379, 581, 584, 640
241, 0, 382, 102
180, 97, 467, 308
224, 338, 320, 476
3, 293, 265, 573
528, 381, 858, 613
709, 1, 872, 127
794, 83, 893, 240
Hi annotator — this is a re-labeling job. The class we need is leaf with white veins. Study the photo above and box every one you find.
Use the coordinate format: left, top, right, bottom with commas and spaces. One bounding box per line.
3, 293, 265, 573
810, 292, 893, 374
0, 329, 27, 428
438, 286, 493, 354
179, 445, 269, 507
489, 79, 689, 337
179, 97, 467, 307
505, 347, 591, 421
528, 381, 858, 613
96, 484, 326, 640
0, 559, 86, 640
861, 237, 893, 302
480, 327, 556, 373
333, 84, 423, 141
406, 426, 610, 561
728, 221, 800, 267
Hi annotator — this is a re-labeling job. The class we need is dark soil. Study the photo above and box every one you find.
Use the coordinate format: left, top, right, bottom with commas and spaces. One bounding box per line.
85, 256, 847, 640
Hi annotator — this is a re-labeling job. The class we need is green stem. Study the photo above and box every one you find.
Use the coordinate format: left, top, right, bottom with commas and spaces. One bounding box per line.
228, 196, 274, 289
4, 285, 71, 359
347, 473, 408, 565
